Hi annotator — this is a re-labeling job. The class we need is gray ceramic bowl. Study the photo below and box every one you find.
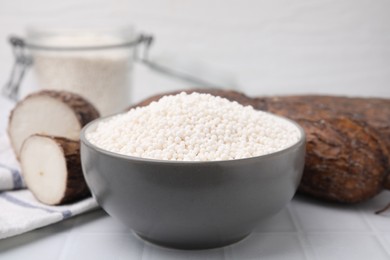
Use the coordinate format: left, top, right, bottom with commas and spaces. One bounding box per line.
80, 115, 305, 250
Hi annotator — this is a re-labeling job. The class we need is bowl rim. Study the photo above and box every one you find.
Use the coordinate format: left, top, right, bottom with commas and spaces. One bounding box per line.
80, 110, 306, 165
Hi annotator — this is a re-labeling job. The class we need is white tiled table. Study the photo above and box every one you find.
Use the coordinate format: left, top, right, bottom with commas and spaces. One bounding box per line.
2, 193, 390, 260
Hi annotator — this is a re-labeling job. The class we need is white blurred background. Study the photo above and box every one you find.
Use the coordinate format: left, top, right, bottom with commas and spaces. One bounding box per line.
0, 0, 389, 103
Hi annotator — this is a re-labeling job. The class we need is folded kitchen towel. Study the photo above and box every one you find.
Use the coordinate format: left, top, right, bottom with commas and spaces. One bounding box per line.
0, 162, 24, 191
0, 134, 24, 191
0, 134, 99, 239
0, 190, 98, 239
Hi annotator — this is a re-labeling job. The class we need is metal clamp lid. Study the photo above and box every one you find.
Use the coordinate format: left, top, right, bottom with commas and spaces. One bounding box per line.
2, 36, 33, 101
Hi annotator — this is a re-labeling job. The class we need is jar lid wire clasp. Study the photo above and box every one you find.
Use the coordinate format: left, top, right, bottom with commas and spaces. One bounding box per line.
2, 36, 32, 101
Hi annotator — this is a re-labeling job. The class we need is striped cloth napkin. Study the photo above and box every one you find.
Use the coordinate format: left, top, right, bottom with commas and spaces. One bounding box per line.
0, 132, 98, 239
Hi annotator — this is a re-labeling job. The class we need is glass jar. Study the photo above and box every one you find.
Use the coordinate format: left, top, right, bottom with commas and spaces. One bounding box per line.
7, 27, 152, 116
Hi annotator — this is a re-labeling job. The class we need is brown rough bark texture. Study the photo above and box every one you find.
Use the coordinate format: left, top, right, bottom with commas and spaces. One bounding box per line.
129, 89, 390, 203
49, 136, 91, 205
266, 95, 390, 195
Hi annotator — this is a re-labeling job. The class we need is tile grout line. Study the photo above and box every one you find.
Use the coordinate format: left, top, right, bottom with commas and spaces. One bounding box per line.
223, 245, 229, 260
223, 244, 234, 260
134, 231, 147, 260
252, 230, 381, 235
57, 223, 77, 260
357, 207, 390, 257
139, 241, 147, 260
287, 202, 316, 260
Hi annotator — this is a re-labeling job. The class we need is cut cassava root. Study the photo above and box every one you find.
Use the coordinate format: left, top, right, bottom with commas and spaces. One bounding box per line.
8, 90, 99, 205
20, 135, 90, 205
8, 90, 100, 158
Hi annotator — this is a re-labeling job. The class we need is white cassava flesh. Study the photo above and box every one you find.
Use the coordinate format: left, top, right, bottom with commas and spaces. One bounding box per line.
20, 135, 90, 205
8, 90, 100, 158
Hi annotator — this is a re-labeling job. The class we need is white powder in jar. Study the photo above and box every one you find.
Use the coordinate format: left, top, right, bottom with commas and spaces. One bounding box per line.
87, 92, 301, 161
30, 34, 132, 116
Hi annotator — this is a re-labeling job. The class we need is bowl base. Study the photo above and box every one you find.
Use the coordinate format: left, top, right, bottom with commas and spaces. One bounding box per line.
134, 232, 251, 250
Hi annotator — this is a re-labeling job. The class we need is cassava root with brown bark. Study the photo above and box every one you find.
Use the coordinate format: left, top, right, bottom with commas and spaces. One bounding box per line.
20, 135, 90, 205
9, 90, 100, 205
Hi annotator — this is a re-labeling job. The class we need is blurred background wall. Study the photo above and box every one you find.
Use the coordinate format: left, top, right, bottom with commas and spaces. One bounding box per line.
0, 0, 389, 102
